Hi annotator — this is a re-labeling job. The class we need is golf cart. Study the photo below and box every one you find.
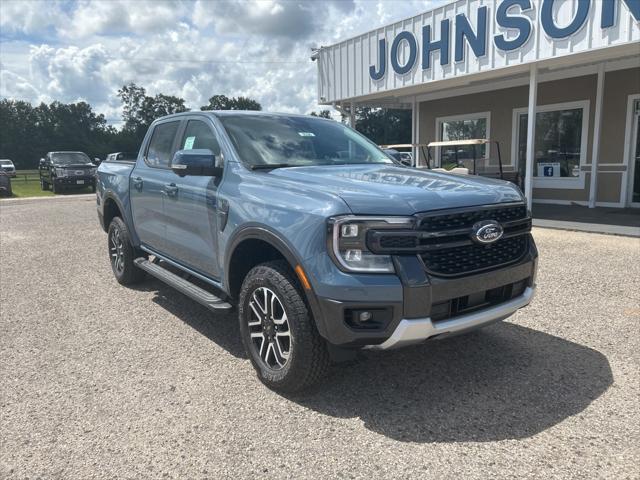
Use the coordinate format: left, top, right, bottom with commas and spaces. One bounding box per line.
382, 139, 521, 187
426, 139, 521, 186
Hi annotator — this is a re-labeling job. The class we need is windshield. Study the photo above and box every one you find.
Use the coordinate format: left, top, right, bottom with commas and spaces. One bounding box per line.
219, 114, 395, 168
51, 152, 91, 165
0, 160, 12, 165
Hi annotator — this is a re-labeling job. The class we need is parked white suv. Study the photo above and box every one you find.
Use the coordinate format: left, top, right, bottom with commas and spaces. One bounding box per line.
0, 159, 16, 177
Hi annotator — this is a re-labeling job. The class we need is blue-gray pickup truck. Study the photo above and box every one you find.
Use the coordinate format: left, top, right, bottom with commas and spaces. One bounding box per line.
97, 111, 537, 391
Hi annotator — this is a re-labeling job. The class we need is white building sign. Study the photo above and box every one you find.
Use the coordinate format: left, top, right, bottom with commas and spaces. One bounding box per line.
317, 0, 640, 103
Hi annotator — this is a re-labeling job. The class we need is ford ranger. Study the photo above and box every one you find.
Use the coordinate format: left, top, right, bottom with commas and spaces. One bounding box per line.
96, 112, 537, 391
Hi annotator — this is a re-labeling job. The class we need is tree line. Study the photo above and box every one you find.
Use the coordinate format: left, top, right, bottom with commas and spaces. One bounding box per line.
0, 82, 409, 169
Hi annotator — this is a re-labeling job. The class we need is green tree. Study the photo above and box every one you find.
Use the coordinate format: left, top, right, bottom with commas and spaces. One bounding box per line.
352, 108, 411, 146
200, 94, 262, 111
309, 110, 332, 119
0, 99, 117, 168
117, 83, 188, 146
117, 83, 147, 133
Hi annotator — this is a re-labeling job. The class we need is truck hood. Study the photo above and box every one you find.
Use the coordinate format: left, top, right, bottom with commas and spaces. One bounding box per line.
53, 163, 94, 168
269, 164, 524, 215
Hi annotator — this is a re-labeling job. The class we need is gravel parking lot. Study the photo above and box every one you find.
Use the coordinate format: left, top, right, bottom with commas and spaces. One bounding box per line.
1, 196, 638, 479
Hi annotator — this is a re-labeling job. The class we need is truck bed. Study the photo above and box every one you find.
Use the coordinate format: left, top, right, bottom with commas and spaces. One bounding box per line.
96, 160, 135, 229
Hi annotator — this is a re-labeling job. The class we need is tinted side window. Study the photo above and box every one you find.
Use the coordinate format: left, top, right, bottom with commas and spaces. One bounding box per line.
180, 120, 221, 156
146, 121, 180, 168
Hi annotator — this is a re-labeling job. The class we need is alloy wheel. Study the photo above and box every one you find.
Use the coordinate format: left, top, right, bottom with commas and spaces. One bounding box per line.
248, 287, 291, 369
109, 226, 125, 275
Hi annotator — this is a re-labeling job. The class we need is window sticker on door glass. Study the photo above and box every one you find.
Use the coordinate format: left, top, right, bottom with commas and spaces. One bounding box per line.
298, 132, 315, 137
184, 136, 195, 150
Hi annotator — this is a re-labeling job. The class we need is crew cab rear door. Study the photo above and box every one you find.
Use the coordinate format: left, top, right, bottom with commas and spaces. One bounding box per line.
162, 116, 223, 279
130, 119, 181, 254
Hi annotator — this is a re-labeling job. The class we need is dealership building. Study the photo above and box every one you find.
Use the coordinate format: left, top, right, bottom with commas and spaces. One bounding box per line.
314, 0, 640, 209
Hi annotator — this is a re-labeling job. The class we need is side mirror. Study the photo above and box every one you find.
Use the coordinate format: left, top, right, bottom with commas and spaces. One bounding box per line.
93, 157, 101, 165
39, 158, 45, 167
171, 149, 222, 177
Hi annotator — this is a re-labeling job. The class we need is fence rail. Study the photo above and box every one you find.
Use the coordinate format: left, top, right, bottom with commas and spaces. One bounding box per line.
11, 170, 40, 182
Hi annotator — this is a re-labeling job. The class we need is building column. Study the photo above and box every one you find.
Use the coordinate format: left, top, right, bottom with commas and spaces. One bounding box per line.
589, 63, 605, 208
411, 98, 419, 166
524, 65, 538, 212
349, 102, 356, 128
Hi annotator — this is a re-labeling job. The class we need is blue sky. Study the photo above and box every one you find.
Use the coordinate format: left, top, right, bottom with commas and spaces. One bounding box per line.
0, 0, 443, 125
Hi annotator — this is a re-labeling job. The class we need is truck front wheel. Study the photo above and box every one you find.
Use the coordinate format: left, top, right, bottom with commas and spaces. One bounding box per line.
107, 217, 146, 285
239, 261, 330, 392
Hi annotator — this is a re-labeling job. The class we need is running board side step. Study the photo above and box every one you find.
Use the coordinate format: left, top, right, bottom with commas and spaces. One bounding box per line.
134, 258, 233, 310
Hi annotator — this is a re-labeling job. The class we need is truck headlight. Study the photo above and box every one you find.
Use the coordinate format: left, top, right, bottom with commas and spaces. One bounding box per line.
328, 216, 414, 273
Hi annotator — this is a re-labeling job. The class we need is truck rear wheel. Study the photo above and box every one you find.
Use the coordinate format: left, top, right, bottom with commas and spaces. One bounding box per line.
107, 217, 146, 285
238, 260, 330, 392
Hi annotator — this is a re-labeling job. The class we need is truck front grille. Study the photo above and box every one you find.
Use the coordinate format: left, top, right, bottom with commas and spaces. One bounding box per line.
418, 204, 527, 232
420, 235, 528, 276
415, 203, 530, 277
366, 203, 531, 277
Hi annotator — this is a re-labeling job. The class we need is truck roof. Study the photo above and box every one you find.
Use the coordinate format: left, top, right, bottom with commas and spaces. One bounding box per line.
155, 111, 331, 121
48, 151, 88, 154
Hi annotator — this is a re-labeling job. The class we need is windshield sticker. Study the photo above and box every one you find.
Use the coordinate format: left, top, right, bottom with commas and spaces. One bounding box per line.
298, 132, 315, 137
184, 136, 195, 150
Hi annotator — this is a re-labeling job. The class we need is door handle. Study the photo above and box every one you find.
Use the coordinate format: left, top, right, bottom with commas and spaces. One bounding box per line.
165, 183, 178, 197
133, 177, 143, 190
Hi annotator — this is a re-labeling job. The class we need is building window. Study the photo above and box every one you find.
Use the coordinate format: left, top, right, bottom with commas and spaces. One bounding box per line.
435, 112, 490, 169
513, 101, 589, 189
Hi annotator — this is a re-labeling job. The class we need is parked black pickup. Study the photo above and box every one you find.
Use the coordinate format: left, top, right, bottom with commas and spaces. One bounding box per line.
39, 151, 97, 193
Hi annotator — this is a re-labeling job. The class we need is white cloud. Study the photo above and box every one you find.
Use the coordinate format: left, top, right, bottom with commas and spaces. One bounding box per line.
0, 0, 67, 36
0, 68, 43, 102
0, 0, 444, 125
29, 44, 112, 101
63, 0, 187, 39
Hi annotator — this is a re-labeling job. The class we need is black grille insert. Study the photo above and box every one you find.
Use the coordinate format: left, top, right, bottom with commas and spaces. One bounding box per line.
418, 205, 527, 232
420, 235, 528, 276
430, 279, 528, 323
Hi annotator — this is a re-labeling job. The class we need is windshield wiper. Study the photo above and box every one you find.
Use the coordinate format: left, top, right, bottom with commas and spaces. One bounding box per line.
250, 163, 297, 170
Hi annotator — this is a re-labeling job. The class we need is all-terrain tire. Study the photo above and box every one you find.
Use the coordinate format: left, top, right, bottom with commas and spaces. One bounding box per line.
107, 216, 146, 285
239, 260, 330, 392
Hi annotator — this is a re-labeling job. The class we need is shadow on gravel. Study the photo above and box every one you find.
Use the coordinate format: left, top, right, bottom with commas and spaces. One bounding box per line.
286, 323, 612, 443
133, 279, 246, 359
128, 280, 612, 443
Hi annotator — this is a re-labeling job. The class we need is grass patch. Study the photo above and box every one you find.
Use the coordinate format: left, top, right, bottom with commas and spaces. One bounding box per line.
10, 179, 54, 198
8, 170, 95, 198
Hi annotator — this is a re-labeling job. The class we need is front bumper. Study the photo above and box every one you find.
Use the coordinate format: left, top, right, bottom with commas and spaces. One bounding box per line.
368, 287, 534, 350
53, 176, 95, 187
312, 235, 538, 348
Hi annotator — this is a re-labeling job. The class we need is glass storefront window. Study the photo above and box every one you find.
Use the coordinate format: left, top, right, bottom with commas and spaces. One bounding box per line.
438, 115, 488, 169
517, 107, 584, 179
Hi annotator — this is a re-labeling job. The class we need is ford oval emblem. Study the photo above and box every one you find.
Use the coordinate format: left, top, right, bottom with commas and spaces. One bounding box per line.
471, 220, 504, 244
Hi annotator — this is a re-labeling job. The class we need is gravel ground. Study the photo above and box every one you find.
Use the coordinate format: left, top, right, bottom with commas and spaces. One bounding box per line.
1, 197, 639, 479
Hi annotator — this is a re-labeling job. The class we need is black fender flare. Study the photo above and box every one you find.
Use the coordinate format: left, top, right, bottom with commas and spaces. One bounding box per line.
224, 225, 330, 339
101, 192, 134, 237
